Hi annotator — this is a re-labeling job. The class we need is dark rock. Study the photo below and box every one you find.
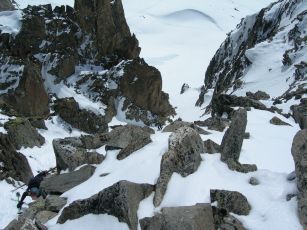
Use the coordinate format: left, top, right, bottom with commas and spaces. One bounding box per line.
226, 159, 257, 173
287, 171, 296, 181
35, 210, 57, 225
269, 116, 291, 126
203, 139, 220, 154
45, 195, 67, 212
0, 133, 33, 183
249, 177, 260, 186
210, 189, 251, 215
244, 132, 250, 139
154, 127, 204, 207
0, 0, 14, 11
80, 134, 108, 149
53, 137, 104, 172
246, 91, 270, 100
54, 97, 108, 134
163, 120, 210, 135
180, 83, 190, 94
2, 62, 49, 117
40, 165, 96, 195
220, 108, 247, 162
286, 194, 297, 201
140, 204, 215, 230
195, 117, 229, 132
4, 118, 45, 150
212, 207, 246, 230
291, 129, 307, 229
57, 180, 154, 230
292, 101, 307, 129
48, 54, 76, 81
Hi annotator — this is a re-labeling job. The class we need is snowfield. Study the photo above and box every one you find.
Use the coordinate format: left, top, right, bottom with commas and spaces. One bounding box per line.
0, 0, 304, 230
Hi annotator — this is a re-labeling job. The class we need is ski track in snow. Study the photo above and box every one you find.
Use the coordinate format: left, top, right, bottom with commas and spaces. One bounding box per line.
0, 0, 303, 229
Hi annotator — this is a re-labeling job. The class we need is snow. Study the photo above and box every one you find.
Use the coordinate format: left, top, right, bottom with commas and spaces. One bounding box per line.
0, 0, 304, 230
0, 10, 22, 35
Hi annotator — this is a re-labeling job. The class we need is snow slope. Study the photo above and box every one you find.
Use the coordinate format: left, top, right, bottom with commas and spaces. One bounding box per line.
1, 0, 303, 230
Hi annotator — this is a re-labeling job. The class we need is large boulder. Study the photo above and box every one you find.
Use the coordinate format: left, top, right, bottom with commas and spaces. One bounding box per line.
40, 165, 96, 194
140, 204, 215, 230
53, 137, 105, 172
0, 133, 33, 183
0, 0, 14, 11
57, 180, 154, 230
54, 97, 108, 134
292, 99, 307, 129
163, 120, 210, 135
210, 189, 251, 216
291, 129, 307, 229
74, 0, 140, 59
4, 118, 45, 150
154, 127, 204, 207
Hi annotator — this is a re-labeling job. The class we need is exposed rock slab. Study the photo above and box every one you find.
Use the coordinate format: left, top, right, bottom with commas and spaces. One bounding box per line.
57, 180, 154, 230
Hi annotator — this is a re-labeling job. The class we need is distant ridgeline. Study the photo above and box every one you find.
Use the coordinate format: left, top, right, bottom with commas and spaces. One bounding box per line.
197, 0, 306, 129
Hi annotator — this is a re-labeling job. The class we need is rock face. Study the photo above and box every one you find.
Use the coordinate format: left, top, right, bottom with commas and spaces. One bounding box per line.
140, 204, 215, 230
0, 133, 33, 183
292, 99, 307, 129
40, 165, 96, 194
53, 137, 104, 172
74, 0, 140, 59
54, 98, 108, 134
154, 127, 204, 207
4, 118, 45, 150
0, 0, 14, 11
291, 129, 307, 229
163, 120, 210, 135
210, 189, 251, 216
58, 180, 154, 230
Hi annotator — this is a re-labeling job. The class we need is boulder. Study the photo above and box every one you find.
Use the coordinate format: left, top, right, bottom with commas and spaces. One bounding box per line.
0, 0, 14, 11
48, 54, 76, 81
210, 189, 251, 215
0, 133, 33, 183
195, 117, 229, 132
57, 180, 154, 230
246, 91, 270, 100
45, 195, 67, 212
249, 177, 260, 186
163, 120, 210, 135
203, 139, 220, 154
53, 137, 105, 172
212, 207, 246, 230
291, 129, 307, 229
140, 204, 215, 230
35, 210, 57, 225
154, 127, 204, 207
292, 100, 307, 129
269, 116, 291, 126
54, 98, 108, 134
4, 118, 45, 150
40, 165, 96, 194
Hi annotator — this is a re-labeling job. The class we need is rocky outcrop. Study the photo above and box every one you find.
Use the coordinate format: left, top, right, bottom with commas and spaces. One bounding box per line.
54, 98, 108, 134
246, 91, 270, 100
4, 118, 45, 150
53, 138, 104, 172
40, 165, 96, 194
154, 127, 204, 207
0, 0, 14, 11
292, 99, 307, 129
269, 116, 291, 126
163, 120, 210, 135
140, 204, 215, 230
210, 189, 251, 215
58, 180, 154, 230
220, 108, 257, 173
0, 133, 33, 183
203, 139, 220, 154
291, 129, 307, 229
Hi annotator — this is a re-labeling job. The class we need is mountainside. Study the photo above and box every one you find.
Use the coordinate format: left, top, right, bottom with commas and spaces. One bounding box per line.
0, 0, 306, 230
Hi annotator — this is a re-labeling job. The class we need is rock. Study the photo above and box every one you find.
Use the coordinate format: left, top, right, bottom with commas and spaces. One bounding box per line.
287, 171, 296, 181
45, 195, 67, 212
57, 180, 154, 230
180, 83, 190, 94
291, 129, 307, 229
48, 54, 76, 81
4, 118, 45, 150
140, 204, 215, 230
163, 120, 210, 135
0, 0, 14, 11
286, 194, 297, 201
35, 210, 57, 225
80, 134, 108, 149
244, 132, 250, 139
154, 127, 204, 207
0, 133, 33, 183
249, 177, 260, 186
54, 97, 108, 134
269, 116, 291, 126
40, 165, 96, 194
195, 117, 229, 132
212, 207, 246, 230
203, 139, 220, 154
226, 159, 257, 173
2, 62, 49, 117
292, 100, 307, 129
53, 137, 105, 172
75, 0, 140, 59
246, 91, 270, 100
220, 108, 247, 162
117, 137, 152, 160
29, 117, 47, 130
210, 189, 251, 215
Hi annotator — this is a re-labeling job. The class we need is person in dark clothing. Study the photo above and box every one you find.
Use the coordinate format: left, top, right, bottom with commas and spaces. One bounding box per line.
17, 171, 48, 209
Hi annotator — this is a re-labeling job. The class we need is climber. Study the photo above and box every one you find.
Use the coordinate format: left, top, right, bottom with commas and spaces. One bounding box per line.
17, 171, 48, 209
